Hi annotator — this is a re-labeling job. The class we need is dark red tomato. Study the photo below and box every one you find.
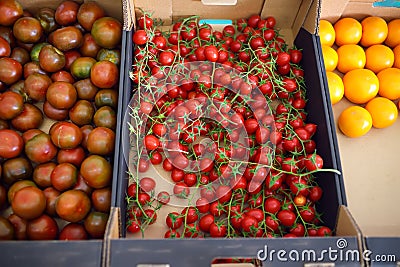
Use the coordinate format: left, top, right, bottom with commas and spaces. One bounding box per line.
55, 189, 91, 223
277, 210, 296, 227
91, 17, 122, 49
8, 213, 27, 240
132, 30, 149, 45
244, 118, 259, 134
90, 60, 119, 89
11, 103, 43, 132
0, 91, 24, 120
0, 0, 23, 26
86, 127, 115, 156
0, 36, 11, 57
209, 222, 227, 238
55, 0, 79, 25
46, 81, 77, 109
241, 215, 258, 232
159, 51, 174, 66
73, 174, 93, 196
43, 101, 69, 121
304, 123, 317, 137
21, 129, 43, 143
264, 197, 281, 214
50, 163, 78, 192
204, 45, 219, 62
59, 223, 88, 240
80, 155, 112, 189
165, 212, 183, 229
199, 214, 214, 233
290, 223, 306, 237
84, 211, 109, 238
80, 125, 93, 150
162, 158, 173, 172
199, 27, 211, 41
91, 187, 111, 213
144, 134, 159, 151
50, 121, 82, 149
164, 229, 181, 238
12, 186, 46, 220
51, 70, 75, 83
43, 187, 60, 217
0, 129, 23, 159
27, 214, 58, 240
77, 1, 105, 31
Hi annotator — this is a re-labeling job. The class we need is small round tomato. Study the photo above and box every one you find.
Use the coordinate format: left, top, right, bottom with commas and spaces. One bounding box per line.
0, 129, 24, 159
165, 212, 183, 229
277, 210, 296, 227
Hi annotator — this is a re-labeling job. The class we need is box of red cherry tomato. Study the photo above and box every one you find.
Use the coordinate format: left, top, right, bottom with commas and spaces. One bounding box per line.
105, 0, 363, 266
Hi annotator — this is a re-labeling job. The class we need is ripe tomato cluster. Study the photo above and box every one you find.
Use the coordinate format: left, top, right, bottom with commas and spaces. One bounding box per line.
0, 0, 121, 240
126, 13, 332, 238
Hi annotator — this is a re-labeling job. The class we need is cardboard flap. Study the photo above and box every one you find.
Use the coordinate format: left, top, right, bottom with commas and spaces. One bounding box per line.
321, 0, 400, 22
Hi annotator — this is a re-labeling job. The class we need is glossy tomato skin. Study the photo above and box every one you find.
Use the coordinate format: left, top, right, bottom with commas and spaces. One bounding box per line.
91, 17, 122, 49
77, 1, 105, 31
11, 103, 43, 131
11, 186, 46, 220
86, 126, 115, 155
50, 121, 82, 149
84, 211, 109, 238
91, 187, 111, 213
0, 129, 24, 159
55, 189, 91, 223
55, 0, 79, 26
0, 91, 24, 120
59, 223, 88, 240
2, 157, 33, 185
27, 214, 58, 240
50, 163, 78, 191
46, 81, 77, 109
90, 60, 119, 89
43, 187, 60, 216
0, 0, 23, 26
80, 155, 112, 188
8, 213, 27, 240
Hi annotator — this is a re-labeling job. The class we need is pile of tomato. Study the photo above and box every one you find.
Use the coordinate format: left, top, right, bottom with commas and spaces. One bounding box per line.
126, 13, 334, 239
321, 17, 400, 138
0, 0, 121, 240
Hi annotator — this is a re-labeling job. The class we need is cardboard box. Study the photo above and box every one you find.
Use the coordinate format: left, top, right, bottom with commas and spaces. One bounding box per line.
105, 0, 364, 266
0, 1, 130, 266
319, 1, 400, 266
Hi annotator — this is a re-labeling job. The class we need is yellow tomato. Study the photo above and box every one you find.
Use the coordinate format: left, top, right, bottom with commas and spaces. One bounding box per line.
394, 44, 400, 69
319, 20, 335, 47
365, 44, 394, 73
326, 71, 344, 104
338, 106, 372, 138
334, 17, 362, 46
321, 45, 338, 71
360, 16, 388, 47
377, 67, 400, 100
365, 97, 398, 128
336, 44, 366, 73
343, 69, 379, 104
385, 19, 400, 48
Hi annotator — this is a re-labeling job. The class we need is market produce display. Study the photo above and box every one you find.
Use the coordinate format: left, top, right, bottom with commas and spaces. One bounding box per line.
321, 17, 400, 137
125, 14, 337, 239
0, 0, 121, 240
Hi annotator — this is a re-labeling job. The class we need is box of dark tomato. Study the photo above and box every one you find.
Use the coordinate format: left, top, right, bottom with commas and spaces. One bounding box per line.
0, 0, 131, 266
